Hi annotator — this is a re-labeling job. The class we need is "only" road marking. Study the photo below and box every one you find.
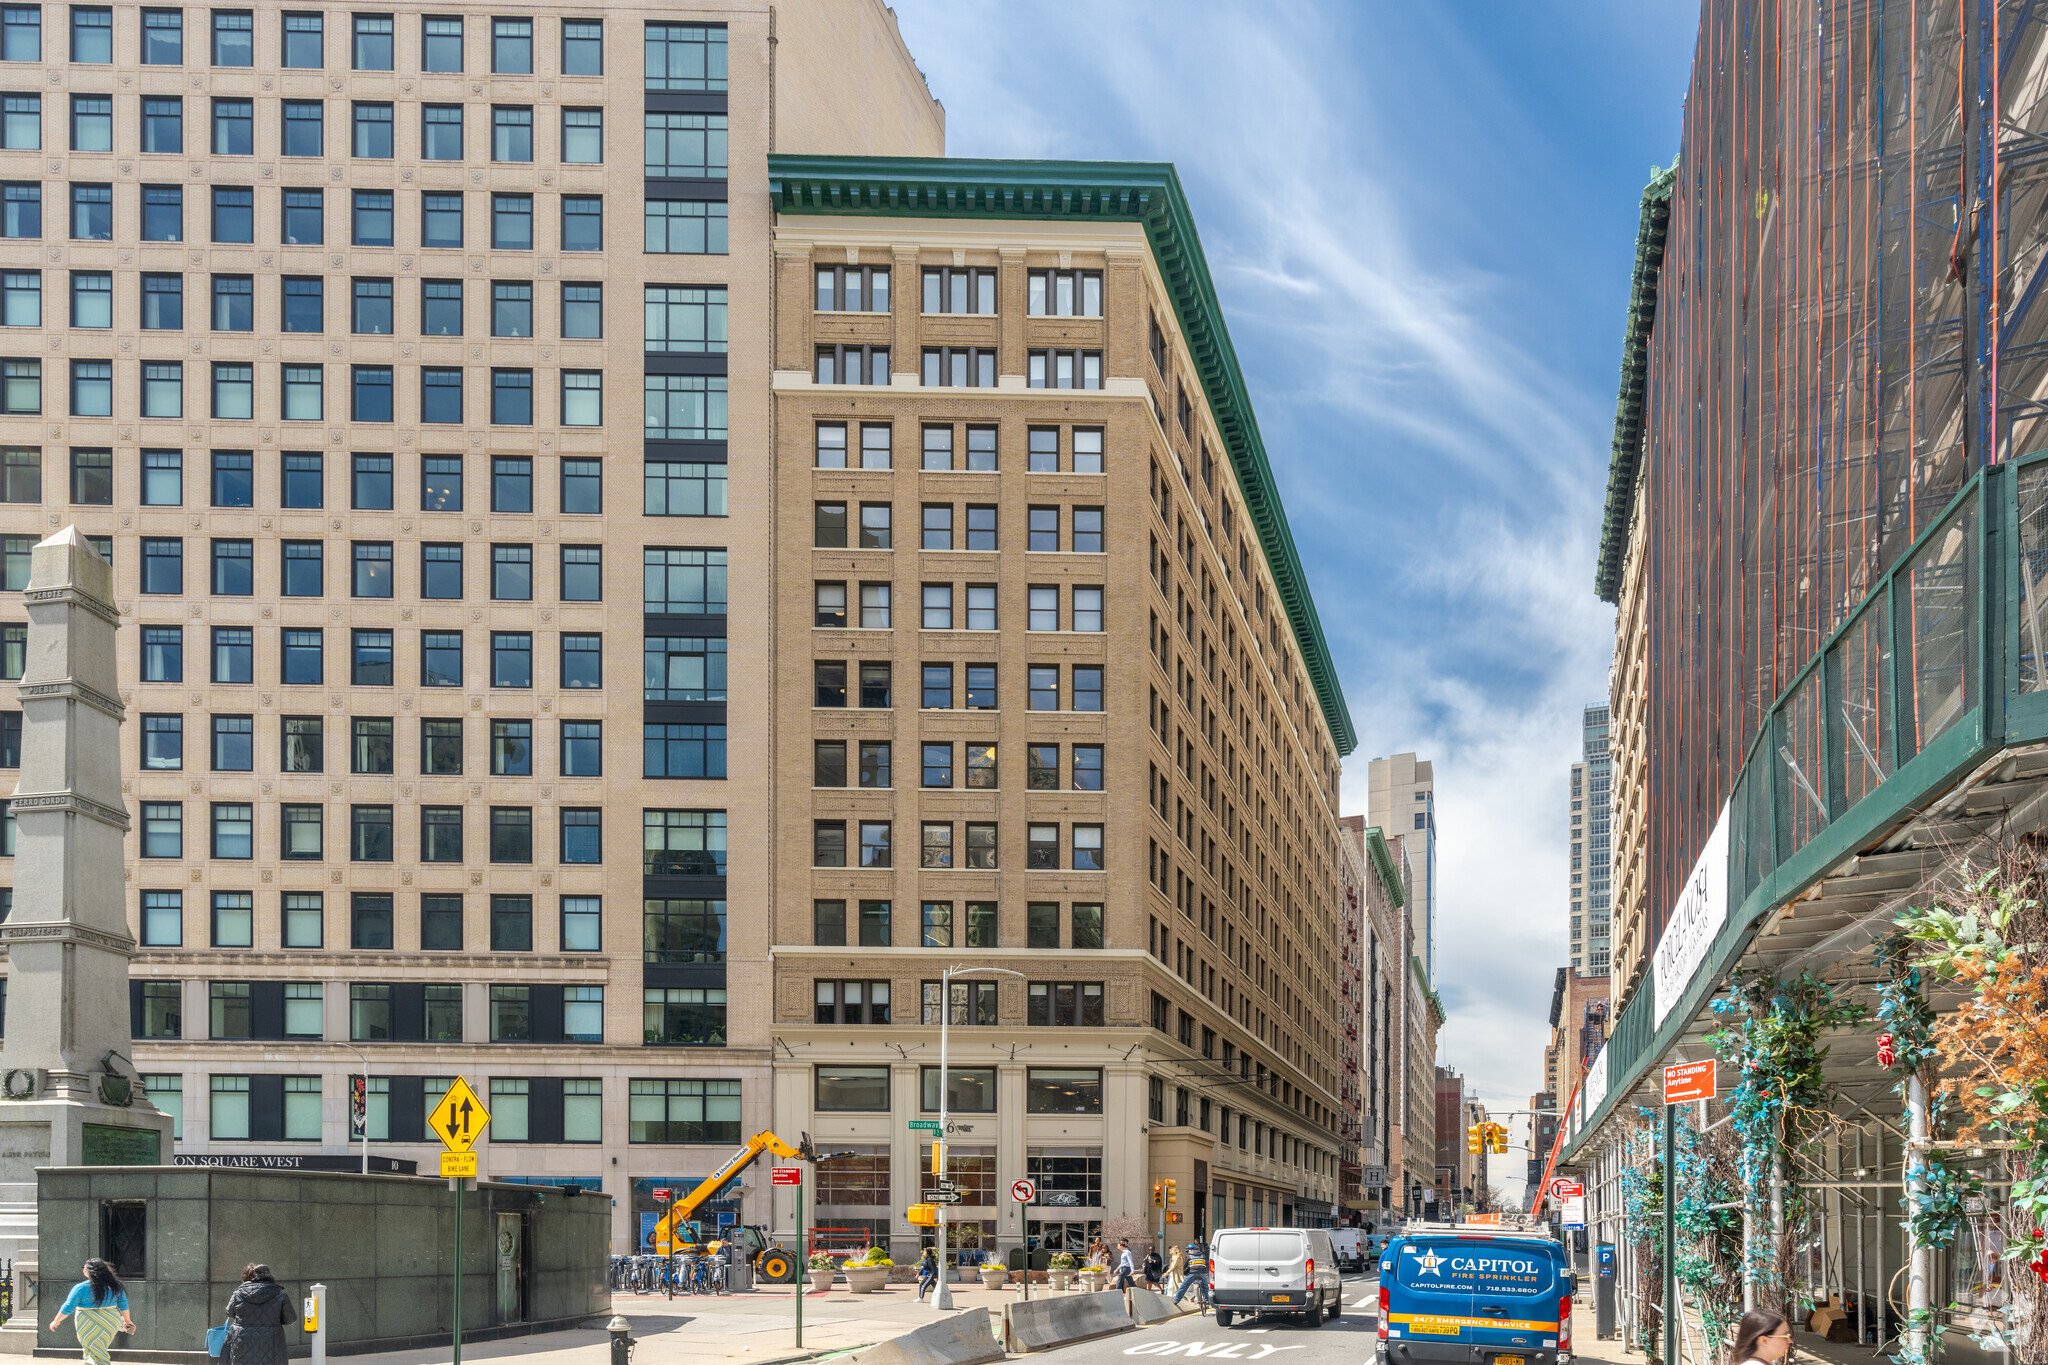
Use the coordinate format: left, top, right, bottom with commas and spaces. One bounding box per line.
1123, 1343, 1307, 1358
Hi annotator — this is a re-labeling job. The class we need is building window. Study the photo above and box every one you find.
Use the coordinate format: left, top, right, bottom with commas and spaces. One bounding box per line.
209, 1076, 250, 1140
279, 629, 321, 685
645, 23, 726, 92
561, 633, 602, 689
643, 987, 725, 1046
422, 193, 463, 249
623, 1076, 732, 1143
351, 719, 393, 774
490, 194, 531, 251
283, 891, 322, 948
421, 14, 461, 72
419, 894, 462, 950
140, 804, 182, 859
1028, 983, 1104, 1028
922, 267, 996, 316
561, 896, 601, 952
645, 459, 725, 517
210, 803, 252, 859
920, 982, 998, 1027
140, 889, 182, 945
489, 985, 530, 1041
421, 102, 462, 159
281, 99, 322, 157
643, 898, 724, 964
562, 106, 602, 163
814, 345, 888, 386
815, 265, 889, 313
642, 809, 724, 875
1026, 1068, 1104, 1114
814, 1067, 889, 1111
281, 10, 322, 68
489, 1078, 529, 1138
561, 285, 603, 341
921, 347, 996, 388
644, 112, 726, 178
644, 375, 727, 440
645, 200, 727, 254
560, 808, 601, 864
491, 16, 530, 72
1028, 270, 1103, 318
645, 285, 726, 353
489, 807, 532, 863
1028, 350, 1103, 390
0, 184, 39, 240
211, 891, 253, 946
490, 895, 532, 951
561, 195, 602, 252
644, 723, 724, 779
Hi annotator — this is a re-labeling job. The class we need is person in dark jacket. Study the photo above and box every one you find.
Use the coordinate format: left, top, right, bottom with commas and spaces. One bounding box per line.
221, 1265, 296, 1365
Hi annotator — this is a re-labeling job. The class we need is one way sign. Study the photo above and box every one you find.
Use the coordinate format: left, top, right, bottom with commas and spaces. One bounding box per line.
428, 1077, 491, 1154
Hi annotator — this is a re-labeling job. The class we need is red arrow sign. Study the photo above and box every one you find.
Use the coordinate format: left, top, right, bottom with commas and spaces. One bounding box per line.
771, 1167, 801, 1186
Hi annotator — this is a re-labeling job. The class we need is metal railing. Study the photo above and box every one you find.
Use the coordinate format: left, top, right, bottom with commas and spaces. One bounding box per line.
1574, 453, 2048, 1152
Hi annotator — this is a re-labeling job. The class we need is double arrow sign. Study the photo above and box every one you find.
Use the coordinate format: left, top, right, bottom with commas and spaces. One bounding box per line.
427, 1078, 491, 1175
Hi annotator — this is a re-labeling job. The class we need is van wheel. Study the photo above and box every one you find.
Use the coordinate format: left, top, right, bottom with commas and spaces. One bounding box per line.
1216, 1310, 1233, 1327
1300, 1304, 1322, 1330
1327, 1295, 1341, 1322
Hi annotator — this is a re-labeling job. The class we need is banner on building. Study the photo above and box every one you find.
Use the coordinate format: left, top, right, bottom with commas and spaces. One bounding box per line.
1653, 802, 1731, 1028
1582, 1045, 1608, 1117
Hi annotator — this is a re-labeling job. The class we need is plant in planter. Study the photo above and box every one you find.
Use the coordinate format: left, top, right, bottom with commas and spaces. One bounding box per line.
976, 1253, 1009, 1289
1048, 1252, 1078, 1291
806, 1252, 836, 1292
843, 1246, 894, 1294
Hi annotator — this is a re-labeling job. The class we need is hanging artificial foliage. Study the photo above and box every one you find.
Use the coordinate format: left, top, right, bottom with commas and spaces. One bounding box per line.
1706, 969, 1865, 1311
1616, 1102, 1743, 1363
1890, 848, 2048, 1362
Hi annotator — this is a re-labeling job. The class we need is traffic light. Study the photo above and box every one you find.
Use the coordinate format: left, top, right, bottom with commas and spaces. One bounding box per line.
1164, 1178, 1178, 1206
1153, 1182, 1165, 1207
1467, 1125, 1482, 1154
1490, 1124, 1508, 1156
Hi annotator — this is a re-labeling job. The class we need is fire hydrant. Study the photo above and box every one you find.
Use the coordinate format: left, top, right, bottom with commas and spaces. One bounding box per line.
607, 1315, 633, 1365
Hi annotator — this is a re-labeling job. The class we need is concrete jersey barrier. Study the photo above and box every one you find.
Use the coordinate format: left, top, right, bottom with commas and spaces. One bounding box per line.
1002, 1289, 1136, 1353
840, 1309, 1005, 1365
1126, 1287, 1198, 1325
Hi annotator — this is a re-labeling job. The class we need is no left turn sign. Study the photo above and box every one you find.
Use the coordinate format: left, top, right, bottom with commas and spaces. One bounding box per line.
1011, 1179, 1037, 1203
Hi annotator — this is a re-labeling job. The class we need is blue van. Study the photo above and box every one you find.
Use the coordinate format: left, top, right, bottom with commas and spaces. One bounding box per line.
1377, 1228, 1573, 1365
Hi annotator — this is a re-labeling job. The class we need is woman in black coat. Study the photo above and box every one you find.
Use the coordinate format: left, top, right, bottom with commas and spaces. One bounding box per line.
221, 1265, 296, 1365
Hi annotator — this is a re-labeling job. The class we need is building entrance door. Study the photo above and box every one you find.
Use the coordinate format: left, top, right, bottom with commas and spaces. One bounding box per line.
495, 1212, 524, 1323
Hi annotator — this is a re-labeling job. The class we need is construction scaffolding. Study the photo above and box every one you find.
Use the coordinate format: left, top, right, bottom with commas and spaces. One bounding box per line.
1601, 0, 2048, 948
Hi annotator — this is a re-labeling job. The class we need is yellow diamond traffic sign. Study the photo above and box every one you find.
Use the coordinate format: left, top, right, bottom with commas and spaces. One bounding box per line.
428, 1077, 490, 1153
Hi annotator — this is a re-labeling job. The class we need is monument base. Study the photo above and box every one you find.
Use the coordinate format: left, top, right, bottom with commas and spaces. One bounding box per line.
0, 1074, 175, 1264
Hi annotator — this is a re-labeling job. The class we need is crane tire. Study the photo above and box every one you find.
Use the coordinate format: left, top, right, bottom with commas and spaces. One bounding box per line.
758, 1250, 797, 1283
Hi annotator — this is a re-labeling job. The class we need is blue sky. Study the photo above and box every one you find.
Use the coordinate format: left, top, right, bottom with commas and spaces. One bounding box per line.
892, 0, 1698, 1184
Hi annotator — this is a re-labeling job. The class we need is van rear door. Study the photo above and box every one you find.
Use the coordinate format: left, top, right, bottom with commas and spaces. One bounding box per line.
1394, 1237, 1565, 1355
1387, 1236, 1473, 1338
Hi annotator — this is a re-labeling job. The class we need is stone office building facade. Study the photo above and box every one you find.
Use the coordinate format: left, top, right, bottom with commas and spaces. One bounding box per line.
763, 158, 1358, 1256
0, 0, 941, 1250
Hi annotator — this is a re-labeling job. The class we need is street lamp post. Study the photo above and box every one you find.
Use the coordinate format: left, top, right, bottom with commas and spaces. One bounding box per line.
337, 1042, 373, 1175
932, 964, 1023, 1312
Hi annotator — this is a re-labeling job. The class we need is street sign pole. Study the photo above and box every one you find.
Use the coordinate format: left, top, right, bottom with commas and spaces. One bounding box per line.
795, 1173, 803, 1348
452, 1174, 464, 1365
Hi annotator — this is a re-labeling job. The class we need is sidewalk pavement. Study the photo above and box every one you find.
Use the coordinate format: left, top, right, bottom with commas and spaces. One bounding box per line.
342, 1279, 1063, 1365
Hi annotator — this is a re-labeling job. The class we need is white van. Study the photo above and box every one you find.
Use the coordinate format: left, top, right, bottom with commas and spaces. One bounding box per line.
1330, 1228, 1367, 1272
1209, 1227, 1342, 1327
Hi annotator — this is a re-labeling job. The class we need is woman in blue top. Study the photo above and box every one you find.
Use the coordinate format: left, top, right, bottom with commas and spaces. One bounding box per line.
49, 1258, 132, 1365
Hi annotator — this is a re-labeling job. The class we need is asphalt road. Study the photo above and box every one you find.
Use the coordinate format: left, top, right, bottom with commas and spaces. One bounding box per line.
1032, 1273, 1381, 1364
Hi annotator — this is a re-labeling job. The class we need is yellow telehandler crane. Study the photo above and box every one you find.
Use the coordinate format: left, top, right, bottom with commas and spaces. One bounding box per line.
651, 1130, 815, 1282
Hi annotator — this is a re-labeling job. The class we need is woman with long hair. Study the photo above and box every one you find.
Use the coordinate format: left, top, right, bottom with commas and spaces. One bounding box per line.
49, 1258, 132, 1365
220, 1264, 297, 1365
1728, 1309, 1794, 1365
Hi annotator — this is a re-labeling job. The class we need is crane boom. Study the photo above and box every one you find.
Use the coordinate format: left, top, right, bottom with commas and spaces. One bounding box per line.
655, 1130, 812, 1253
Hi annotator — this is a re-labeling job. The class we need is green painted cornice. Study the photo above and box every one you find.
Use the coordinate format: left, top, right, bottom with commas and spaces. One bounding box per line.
767, 154, 1356, 756
1364, 826, 1405, 909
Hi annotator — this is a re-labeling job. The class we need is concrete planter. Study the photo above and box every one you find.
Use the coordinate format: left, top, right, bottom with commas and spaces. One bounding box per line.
1080, 1269, 1109, 1293
978, 1267, 1010, 1290
807, 1269, 835, 1292
843, 1265, 891, 1294
1047, 1270, 1075, 1292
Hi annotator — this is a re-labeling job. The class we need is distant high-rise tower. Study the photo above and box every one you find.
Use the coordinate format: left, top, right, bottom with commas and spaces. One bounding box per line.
1570, 706, 1613, 975
1369, 754, 1436, 977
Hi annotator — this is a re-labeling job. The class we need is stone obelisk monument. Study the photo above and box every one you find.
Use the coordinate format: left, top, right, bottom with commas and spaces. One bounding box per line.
0, 529, 172, 1262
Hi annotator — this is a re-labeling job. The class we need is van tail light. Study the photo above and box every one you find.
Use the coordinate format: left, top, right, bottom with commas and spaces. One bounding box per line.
1558, 1294, 1573, 1350
1379, 1285, 1391, 1341
1306, 1257, 1315, 1281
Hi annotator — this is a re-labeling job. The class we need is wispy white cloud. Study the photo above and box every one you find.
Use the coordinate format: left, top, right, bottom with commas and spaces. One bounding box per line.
892, 0, 1689, 1201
